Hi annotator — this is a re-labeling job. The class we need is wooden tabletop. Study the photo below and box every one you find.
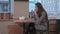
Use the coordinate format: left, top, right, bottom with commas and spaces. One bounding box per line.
14, 18, 36, 23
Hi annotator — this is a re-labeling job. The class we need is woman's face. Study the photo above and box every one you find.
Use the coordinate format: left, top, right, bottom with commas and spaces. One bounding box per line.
35, 5, 39, 12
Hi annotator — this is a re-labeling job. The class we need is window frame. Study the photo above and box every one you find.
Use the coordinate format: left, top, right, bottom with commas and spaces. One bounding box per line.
0, 0, 14, 14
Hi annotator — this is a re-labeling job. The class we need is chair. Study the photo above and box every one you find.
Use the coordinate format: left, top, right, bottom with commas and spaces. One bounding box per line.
56, 19, 60, 34
24, 23, 36, 34
35, 22, 49, 34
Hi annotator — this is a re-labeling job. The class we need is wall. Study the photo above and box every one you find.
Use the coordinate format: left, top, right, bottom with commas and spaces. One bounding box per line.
8, 1, 29, 34
14, 1, 29, 18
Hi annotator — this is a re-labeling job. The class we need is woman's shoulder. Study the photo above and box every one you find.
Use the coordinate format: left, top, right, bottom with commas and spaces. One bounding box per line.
42, 11, 47, 14
42, 11, 45, 14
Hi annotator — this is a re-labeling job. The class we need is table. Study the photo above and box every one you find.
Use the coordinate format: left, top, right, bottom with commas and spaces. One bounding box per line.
14, 18, 36, 34
14, 18, 35, 23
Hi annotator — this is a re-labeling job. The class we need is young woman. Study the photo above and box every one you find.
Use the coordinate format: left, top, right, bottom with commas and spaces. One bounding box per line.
25, 2, 49, 34
30, 2, 49, 34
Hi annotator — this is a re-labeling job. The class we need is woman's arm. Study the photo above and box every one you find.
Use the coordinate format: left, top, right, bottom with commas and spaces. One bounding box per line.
34, 12, 45, 22
29, 12, 35, 18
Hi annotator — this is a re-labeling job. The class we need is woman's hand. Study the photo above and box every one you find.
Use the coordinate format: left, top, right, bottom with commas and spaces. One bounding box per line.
33, 9, 37, 15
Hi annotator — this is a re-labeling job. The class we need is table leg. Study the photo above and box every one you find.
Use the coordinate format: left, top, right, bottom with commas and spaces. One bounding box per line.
23, 23, 29, 34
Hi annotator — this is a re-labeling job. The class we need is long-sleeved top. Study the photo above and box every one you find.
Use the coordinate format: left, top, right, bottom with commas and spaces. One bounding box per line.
29, 11, 49, 30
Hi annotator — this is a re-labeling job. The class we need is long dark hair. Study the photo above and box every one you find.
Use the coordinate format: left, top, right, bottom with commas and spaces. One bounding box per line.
35, 2, 45, 17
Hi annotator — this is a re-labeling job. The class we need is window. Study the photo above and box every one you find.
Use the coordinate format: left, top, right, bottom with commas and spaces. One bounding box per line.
0, 0, 11, 13
29, 0, 40, 12
29, 0, 60, 19
0, 0, 14, 20
29, 0, 37, 12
